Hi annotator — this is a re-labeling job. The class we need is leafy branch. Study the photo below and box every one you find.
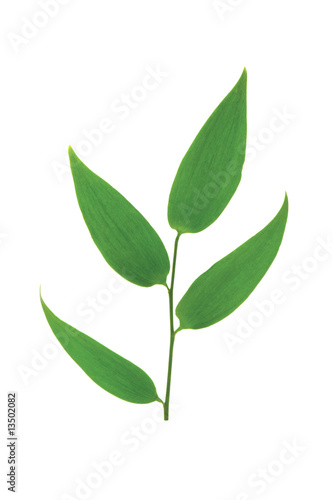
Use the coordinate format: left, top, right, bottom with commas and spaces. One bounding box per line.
41, 68, 288, 421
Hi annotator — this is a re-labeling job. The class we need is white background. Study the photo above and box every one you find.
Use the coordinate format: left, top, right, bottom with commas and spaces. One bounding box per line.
1, 1, 332, 499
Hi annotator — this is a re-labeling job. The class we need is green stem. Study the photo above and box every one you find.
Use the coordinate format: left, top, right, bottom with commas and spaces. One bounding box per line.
164, 232, 181, 421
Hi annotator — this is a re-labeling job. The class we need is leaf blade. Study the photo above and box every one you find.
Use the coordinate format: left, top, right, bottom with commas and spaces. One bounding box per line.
176, 194, 288, 329
168, 68, 247, 234
41, 294, 160, 404
68, 147, 170, 287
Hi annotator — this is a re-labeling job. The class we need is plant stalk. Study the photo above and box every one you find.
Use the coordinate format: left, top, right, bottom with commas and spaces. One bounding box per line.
164, 232, 181, 420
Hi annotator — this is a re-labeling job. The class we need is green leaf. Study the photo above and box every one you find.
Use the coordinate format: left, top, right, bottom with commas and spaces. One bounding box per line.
68, 147, 170, 287
176, 194, 288, 330
168, 68, 247, 234
40, 293, 161, 404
